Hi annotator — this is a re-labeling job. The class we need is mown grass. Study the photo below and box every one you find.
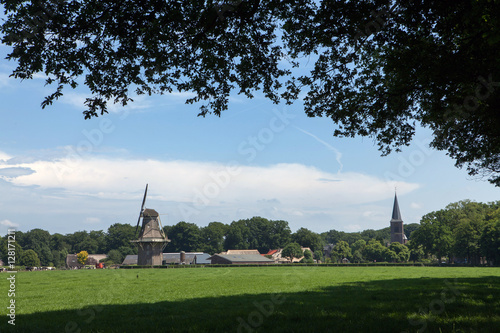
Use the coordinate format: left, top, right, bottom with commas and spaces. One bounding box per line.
1, 266, 499, 332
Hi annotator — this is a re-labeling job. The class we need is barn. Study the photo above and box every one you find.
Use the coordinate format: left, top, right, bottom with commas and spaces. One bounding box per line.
209, 254, 275, 265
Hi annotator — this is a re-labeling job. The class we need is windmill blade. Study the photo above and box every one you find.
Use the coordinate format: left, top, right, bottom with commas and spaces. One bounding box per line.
141, 184, 148, 212
135, 184, 148, 235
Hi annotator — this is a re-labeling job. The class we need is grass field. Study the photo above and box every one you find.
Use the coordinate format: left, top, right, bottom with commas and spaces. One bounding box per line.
1, 266, 499, 332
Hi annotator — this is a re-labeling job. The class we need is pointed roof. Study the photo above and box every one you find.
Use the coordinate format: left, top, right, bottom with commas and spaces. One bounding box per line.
391, 193, 403, 222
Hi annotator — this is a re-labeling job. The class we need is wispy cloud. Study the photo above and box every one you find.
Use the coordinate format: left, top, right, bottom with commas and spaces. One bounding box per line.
60, 91, 153, 114
294, 126, 344, 173
85, 217, 101, 224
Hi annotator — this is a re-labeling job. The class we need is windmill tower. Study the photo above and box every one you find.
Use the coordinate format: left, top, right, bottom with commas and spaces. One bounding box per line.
390, 192, 407, 244
131, 184, 170, 266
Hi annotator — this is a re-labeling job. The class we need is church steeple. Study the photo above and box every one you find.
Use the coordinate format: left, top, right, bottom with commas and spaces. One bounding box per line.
390, 191, 407, 244
391, 193, 402, 221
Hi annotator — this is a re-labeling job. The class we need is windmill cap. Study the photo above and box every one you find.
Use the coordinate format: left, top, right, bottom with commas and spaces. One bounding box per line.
143, 209, 159, 217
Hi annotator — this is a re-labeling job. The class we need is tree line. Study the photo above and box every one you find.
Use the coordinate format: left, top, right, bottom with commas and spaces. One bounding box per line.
1, 200, 499, 267
409, 200, 500, 265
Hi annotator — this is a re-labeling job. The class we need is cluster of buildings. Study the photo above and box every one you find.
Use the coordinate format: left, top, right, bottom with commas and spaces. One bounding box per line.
66, 192, 407, 268
66, 248, 313, 268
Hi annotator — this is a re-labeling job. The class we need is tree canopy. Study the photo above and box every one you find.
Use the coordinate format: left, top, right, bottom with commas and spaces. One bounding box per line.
1, 1, 499, 184
20, 249, 40, 267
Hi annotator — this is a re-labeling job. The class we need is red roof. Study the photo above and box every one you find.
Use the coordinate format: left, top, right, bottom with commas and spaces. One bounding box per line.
261, 249, 278, 256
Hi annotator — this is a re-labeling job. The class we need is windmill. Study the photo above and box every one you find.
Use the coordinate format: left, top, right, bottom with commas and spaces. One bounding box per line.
130, 184, 170, 266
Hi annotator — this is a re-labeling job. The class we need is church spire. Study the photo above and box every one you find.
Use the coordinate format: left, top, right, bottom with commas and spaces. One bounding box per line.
391, 192, 402, 221
390, 191, 407, 244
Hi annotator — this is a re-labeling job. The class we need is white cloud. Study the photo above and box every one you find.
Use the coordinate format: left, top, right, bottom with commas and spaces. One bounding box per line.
0, 219, 19, 228
2, 155, 419, 228
0, 151, 11, 162
410, 202, 422, 209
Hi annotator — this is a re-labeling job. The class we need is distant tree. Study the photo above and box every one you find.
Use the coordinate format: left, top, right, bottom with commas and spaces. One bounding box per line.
411, 211, 454, 261
362, 240, 386, 262
292, 228, 323, 252
77, 237, 99, 254
164, 221, 202, 252
245, 217, 273, 252
389, 242, 410, 262
383, 248, 399, 262
118, 246, 136, 258
105, 223, 137, 252
224, 220, 251, 250
51, 249, 65, 268
89, 230, 107, 253
322, 229, 344, 244
23, 228, 52, 264
375, 227, 391, 244
1, 239, 23, 267
351, 239, 366, 263
407, 241, 425, 263
301, 249, 314, 263
106, 249, 123, 265
404, 223, 421, 240
360, 229, 377, 242
201, 222, 228, 254
77, 250, 89, 265
351, 239, 366, 253
268, 220, 292, 250
480, 212, 500, 265
20, 249, 40, 267
313, 249, 324, 263
39, 245, 54, 266
454, 219, 483, 265
282, 242, 303, 263
50, 233, 71, 252
352, 250, 364, 263
343, 233, 363, 245
67, 231, 90, 253
330, 241, 352, 263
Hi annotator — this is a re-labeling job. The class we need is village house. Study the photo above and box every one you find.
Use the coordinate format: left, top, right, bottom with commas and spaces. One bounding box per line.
263, 247, 313, 263
66, 254, 107, 269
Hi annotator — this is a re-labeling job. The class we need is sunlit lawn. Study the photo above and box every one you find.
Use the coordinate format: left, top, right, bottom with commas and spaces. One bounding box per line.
1, 266, 499, 332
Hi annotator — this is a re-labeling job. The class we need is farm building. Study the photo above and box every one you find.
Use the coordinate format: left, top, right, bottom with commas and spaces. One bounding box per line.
121, 252, 211, 265
219, 249, 261, 255
262, 247, 313, 263
66, 254, 107, 269
209, 254, 275, 265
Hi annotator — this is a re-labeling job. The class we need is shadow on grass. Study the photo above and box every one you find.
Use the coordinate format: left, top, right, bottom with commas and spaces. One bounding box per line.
3, 276, 499, 333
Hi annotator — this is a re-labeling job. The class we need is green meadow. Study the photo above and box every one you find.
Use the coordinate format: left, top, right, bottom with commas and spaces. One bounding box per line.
1, 266, 499, 332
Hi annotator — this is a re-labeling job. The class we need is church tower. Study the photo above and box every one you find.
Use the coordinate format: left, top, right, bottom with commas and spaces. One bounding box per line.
390, 192, 407, 244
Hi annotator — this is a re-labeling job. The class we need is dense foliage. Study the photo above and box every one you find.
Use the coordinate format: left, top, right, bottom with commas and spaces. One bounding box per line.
410, 200, 500, 265
1, 1, 499, 184
1, 200, 499, 267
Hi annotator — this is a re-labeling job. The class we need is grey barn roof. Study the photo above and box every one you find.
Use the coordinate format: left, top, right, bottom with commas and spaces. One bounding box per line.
211, 254, 275, 263
121, 253, 211, 265
122, 254, 138, 265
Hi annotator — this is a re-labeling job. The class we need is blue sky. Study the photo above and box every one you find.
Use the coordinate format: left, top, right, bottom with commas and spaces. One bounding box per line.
0, 36, 498, 236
